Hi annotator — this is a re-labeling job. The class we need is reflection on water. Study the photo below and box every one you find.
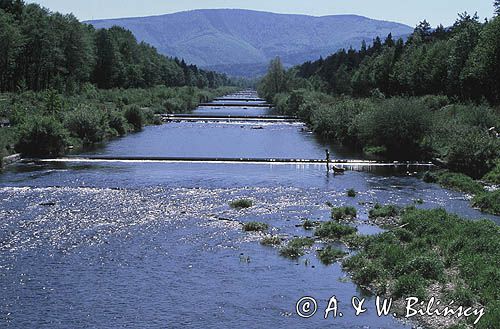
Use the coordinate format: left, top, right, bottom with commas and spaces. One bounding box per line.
1, 99, 498, 328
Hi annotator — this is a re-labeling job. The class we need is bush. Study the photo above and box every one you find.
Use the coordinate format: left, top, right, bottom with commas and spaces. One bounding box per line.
124, 105, 144, 131
483, 161, 500, 184
243, 222, 269, 232
433, 171, 485, 194
445, 127, 499, 178
472, 190, 500, 215
279, 238, 314, 259
261, 235, 282, 246
369, 204, 400, 218
331, 206, 357, 220
317, 246, 347, 265
108, 111, 128, 136
347, 189, 357, 197
64, 106, 106, 144
355, 97, 432, 157
15, 116, 68, 157
363, 145, 387, 156
229, 199, 253, 209
316, 221, 357, 239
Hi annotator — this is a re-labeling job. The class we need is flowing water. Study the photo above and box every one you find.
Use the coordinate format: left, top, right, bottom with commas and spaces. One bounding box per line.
1, 94, 498, 328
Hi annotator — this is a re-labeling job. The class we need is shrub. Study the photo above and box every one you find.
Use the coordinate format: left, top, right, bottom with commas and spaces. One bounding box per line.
229, 199, 253, 209
317, 246, 347, 265
64, 106, 106, 144
243, 222, 269, 232
369, 204, 400, 218
108, 111, 128, 136
472, 190, 500, 215
331, 206, 357, 220
316, 221, 357, 239
347, 189, 357, 197
483, 161, 500, 184
261, 235, 282, 246
15, 116, 68, 157
302, 219, 315, 230
279, 238, 314, 259
124, 105, 144, 131
445, 127, 499, 178
363, 145, 387, 156
434, 172, 485, 194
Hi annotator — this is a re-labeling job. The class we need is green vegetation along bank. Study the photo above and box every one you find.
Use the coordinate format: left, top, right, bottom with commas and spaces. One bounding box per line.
0, 85, 237, 162
257, 6, 500, 214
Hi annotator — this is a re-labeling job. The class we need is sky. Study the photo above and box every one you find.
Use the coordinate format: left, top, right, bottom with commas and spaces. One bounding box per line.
26, 0, 495, 27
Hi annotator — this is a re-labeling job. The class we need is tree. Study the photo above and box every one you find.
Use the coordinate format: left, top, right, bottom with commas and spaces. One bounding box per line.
258, 57, 287, 100
463, 16, 500, 102
495, 0, 500, 16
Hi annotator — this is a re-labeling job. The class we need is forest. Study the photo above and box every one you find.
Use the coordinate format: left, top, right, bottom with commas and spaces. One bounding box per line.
0, 0, 231, 92
258, 4, 500, 177
0, 0, 236, 161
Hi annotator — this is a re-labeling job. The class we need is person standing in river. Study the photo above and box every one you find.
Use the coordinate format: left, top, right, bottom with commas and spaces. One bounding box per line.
325, 149, 330, 172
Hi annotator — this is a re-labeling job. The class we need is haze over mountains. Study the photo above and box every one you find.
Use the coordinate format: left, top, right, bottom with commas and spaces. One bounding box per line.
87, 9, 413, 77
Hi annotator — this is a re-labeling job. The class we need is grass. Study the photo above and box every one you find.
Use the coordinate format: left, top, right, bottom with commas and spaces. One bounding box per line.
230, 199, 253, 210
260, 235, 282, 246
341, 208, 500, 329
279, 237, 315, 259
242, 222, 268, 232
347, 189, 357, 197
472, 190, 500, 215
331, 206, 357, 220
317, 246, 347, 265
423, 171, 485, 194
315, 221, 357, 240
369, 204, 400, 218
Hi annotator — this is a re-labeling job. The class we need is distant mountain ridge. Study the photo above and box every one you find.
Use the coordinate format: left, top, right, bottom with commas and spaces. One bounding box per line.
87, 9, 413, 77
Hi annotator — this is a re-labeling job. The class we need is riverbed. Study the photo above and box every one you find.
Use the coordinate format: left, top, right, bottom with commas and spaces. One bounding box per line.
1, 94, 498, 328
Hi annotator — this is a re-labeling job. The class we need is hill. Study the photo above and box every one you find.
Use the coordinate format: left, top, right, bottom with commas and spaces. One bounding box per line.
87, 9, 413, 77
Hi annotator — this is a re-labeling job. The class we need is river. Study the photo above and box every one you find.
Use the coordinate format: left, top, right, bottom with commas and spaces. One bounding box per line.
1, 93, 498, 328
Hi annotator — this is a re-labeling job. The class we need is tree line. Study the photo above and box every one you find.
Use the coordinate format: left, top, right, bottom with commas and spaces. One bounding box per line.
260, 7, 500, 104
0, 0, 231, 93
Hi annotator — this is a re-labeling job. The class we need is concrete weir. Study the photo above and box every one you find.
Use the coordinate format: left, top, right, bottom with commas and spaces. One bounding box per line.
33, 156, 435, 169
159, 114, 299, 123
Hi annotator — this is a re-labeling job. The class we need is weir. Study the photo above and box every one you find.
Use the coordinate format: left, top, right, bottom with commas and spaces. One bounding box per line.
159, 114, 299, 122
198, 102, 274, 107
32, 156, 435, 169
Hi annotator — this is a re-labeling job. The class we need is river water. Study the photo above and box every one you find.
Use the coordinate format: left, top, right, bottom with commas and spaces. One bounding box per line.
1, 94, 498, 328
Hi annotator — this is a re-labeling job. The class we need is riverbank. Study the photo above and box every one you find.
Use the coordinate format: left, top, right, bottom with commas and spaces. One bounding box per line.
0, 85, 237, 161
253, 203, 499, 329
261, 90, 500, 215
341, 206, 499, 329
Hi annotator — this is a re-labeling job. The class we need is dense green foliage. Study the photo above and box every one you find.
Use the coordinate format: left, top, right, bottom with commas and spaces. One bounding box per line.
258, 7, 500, 178
472, 190, 500, 215
279, 237, 315, 259
0, 86, 235, 156
317, 246, 347, 265
229, 199, 254, 209
342, 208, 500, 328
331, 206, 357, 220
0, 1, 230, 92
315, 221, 358, 239
242, 222, 269, 232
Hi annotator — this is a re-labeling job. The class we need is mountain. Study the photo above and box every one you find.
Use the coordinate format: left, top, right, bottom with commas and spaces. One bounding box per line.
87, 9, 413, 77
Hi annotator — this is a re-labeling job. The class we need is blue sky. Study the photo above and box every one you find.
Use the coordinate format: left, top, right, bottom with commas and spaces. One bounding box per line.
26, 0, 495, 26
